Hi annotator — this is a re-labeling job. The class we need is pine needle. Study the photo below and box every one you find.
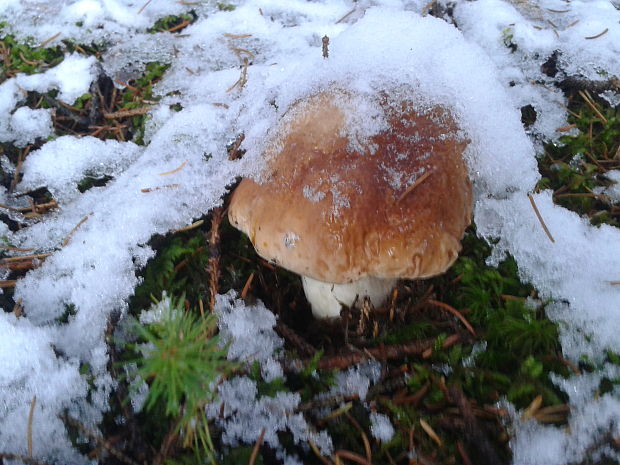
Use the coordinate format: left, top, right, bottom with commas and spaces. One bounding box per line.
248, 428, 265, 465
427, 299, 476, 336
419, 418, 443, 447
395, 171, 432, 204
528, 193, 555, 243
27, 396, 36, 457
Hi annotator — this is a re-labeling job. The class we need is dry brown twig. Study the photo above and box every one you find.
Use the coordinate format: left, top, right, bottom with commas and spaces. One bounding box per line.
312, 337, 439, 370
207, 207, 224, 313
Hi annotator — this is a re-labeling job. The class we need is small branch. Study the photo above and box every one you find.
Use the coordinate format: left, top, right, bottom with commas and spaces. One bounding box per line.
207, 207, 224, 313
312, 338, 437, 370
528, 193, 555, 243
322, 35, 329, 58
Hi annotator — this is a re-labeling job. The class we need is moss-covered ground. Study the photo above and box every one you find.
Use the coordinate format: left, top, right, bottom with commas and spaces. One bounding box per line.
1, 12, 619, 465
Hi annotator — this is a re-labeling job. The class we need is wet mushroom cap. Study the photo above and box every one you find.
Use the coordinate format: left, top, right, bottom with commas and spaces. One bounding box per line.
228, 89, 473, 285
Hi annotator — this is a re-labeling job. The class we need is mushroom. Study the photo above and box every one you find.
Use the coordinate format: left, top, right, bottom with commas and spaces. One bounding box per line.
228, 89, 472, 318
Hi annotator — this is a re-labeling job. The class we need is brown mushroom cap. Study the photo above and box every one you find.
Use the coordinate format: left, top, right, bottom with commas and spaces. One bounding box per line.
228, 89, 472, 285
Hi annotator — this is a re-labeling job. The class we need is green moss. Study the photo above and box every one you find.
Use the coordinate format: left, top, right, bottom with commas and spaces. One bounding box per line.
0, 33, 65, 80
217, 2, 236, 11
148, 13, 197, 34
537, 93, 620, 227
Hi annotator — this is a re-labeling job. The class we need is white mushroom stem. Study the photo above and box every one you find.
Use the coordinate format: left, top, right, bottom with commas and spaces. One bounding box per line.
301, 275, 398, 319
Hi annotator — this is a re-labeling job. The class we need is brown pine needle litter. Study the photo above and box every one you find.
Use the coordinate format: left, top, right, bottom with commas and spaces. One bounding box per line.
528, 193, 555, 243
427, 299, 476, 336
38, 32, 61, 48
334, 450, 371, 465
578, 90, 608, 124
27, 396, 36, 457
240, 272, 255, 299
248, 428, 266, 465
345, 412, 372, 463
224, 33, 252, 38
395, 171, 432, 204
140, 184, 179, 193
585, 28, 609, 40
137, 0, 152, 14
521, 394, 544, 420
63, 214, 92, 246
103, 106, 152, 119
170, 219, 204, 234
419, 418, 443, 447
159, 160, 188, 176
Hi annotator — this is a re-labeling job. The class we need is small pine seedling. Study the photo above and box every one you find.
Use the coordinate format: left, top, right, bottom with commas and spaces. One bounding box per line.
128, 296, 237, 462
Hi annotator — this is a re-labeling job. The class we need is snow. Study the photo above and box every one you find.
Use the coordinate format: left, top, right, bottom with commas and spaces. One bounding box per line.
369, 412, 395, 443
206, 375, 334, 456
215, 291, 284, 381
20, 136, 142, 202
0, 0, 617, 464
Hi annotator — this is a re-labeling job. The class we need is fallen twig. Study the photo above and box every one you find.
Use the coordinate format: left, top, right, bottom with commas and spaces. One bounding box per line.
207, 207, 224, 313
312, 338, 437, 370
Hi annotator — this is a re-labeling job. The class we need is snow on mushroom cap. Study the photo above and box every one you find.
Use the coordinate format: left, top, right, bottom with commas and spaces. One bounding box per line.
228, 89, 473, 284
